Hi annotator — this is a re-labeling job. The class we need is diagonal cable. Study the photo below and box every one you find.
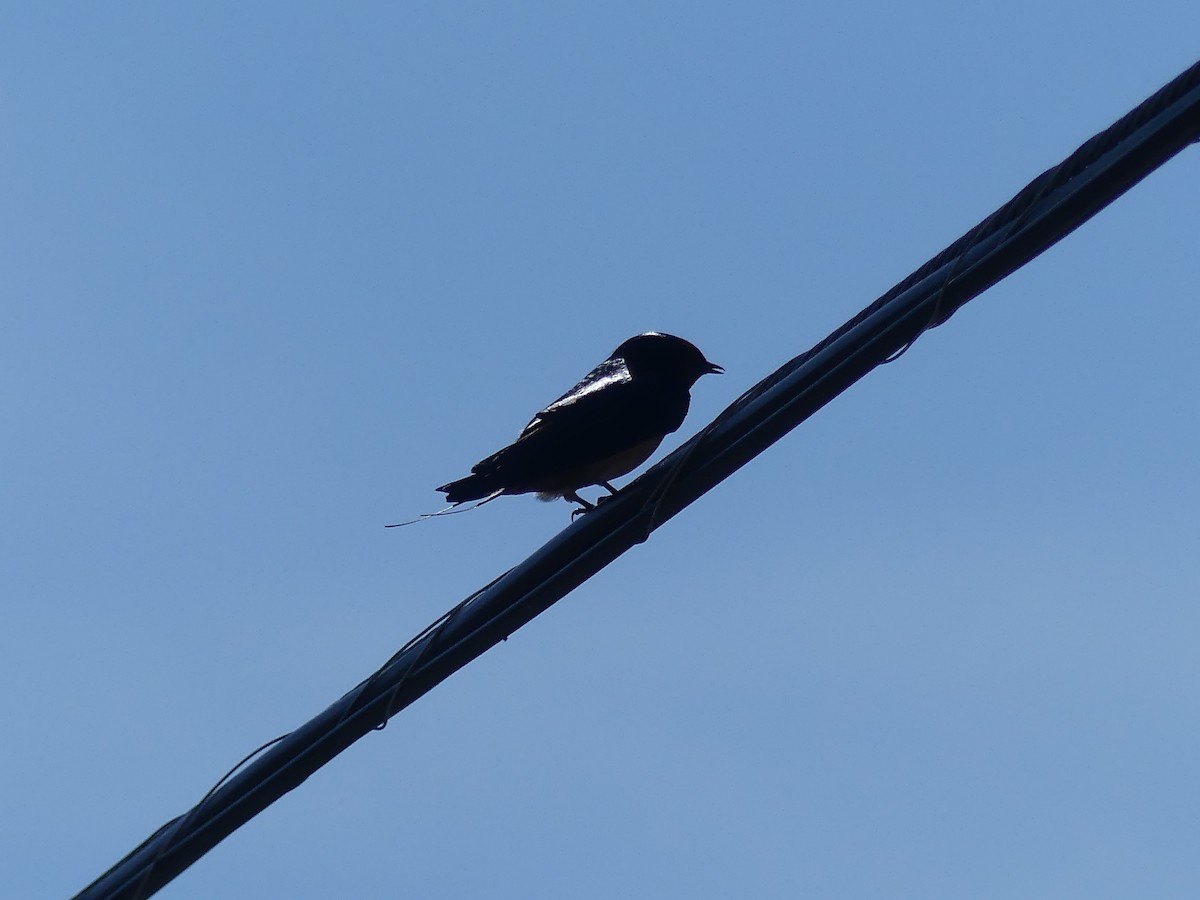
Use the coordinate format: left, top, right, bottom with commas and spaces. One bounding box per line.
75, 58, 1200, 900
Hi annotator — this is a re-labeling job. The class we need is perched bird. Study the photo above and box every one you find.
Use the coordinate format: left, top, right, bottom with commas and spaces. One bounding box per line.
437, 332, 723, 511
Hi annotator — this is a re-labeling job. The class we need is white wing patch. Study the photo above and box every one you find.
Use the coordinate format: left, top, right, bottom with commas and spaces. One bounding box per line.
519, 366, 632, 436
545, 367, 632, 409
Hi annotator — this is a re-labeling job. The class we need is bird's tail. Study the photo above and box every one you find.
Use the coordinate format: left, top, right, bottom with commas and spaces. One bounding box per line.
436, 474, 500, 504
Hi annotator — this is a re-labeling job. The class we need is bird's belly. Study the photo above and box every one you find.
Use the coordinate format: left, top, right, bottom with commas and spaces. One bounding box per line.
516, 436, 664, 497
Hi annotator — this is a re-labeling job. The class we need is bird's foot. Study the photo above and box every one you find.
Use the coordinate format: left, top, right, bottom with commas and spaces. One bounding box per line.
565, 491, 595, 518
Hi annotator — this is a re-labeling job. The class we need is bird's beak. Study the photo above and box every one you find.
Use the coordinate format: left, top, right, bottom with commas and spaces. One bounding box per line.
705, 361, 724, 375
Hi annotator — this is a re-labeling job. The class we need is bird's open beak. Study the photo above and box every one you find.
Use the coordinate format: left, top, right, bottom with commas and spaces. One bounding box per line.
705, 361, 724, 375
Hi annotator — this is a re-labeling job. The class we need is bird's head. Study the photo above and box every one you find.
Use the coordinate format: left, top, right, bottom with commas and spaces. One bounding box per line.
609, 332, 723, 386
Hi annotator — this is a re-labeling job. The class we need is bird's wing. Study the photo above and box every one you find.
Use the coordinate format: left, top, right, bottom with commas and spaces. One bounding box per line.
522, 358, 631, 432
470, 374, 690, 485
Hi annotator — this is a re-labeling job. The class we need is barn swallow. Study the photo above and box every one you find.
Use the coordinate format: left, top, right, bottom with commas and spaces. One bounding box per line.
437, 332, 722, 511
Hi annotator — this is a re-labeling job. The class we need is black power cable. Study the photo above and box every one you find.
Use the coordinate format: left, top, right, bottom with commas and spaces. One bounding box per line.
75, 58, 1200, 900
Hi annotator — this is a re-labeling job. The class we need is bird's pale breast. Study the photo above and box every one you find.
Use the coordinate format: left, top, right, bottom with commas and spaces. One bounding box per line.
521, 435, 665, 499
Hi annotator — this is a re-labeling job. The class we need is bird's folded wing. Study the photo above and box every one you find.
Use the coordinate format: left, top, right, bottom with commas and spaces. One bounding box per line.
471, 377, 690, 483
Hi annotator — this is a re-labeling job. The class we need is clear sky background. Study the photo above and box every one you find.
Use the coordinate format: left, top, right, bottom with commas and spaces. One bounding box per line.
4, 4, 1199, 899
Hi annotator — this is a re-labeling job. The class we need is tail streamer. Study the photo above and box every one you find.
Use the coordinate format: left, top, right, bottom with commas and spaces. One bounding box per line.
384, 490, 505, 528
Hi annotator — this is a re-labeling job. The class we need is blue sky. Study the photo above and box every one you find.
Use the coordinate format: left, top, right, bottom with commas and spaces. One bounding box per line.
4, 4, 1199, 898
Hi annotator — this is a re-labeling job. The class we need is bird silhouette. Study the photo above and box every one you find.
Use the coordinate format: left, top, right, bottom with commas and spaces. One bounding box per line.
437, 332, 723, 511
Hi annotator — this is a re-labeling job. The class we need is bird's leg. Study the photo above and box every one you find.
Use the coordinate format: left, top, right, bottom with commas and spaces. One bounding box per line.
565, 490, 595, 518
594, 481, 620, 507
